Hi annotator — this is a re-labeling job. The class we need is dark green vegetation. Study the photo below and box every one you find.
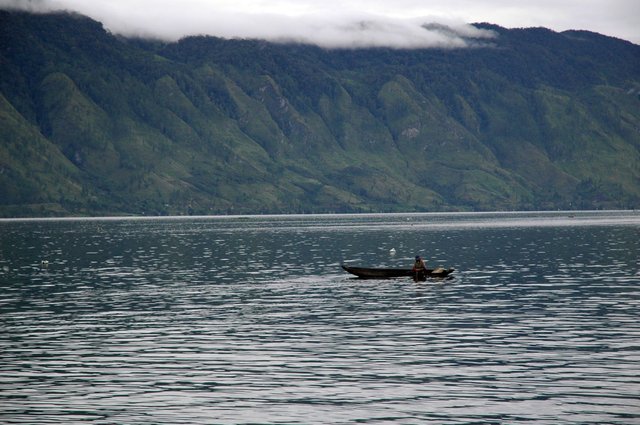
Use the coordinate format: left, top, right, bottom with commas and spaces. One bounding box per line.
1, 11, 639, 216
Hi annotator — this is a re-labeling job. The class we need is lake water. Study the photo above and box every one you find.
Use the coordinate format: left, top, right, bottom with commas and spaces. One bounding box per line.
1, 211, 639, 424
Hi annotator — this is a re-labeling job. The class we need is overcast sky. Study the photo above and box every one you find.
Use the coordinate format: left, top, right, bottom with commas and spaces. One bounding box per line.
2, 0, 639, 48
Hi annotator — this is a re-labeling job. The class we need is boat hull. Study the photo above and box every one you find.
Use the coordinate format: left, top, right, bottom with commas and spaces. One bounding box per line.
342, 265, 454, 279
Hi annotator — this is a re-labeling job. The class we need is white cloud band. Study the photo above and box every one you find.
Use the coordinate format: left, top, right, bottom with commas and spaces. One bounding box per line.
0, 0, 495, 48
1, 0, 638, 46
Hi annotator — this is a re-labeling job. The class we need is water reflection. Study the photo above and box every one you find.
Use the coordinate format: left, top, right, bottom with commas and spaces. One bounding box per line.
1, 211, 639, 424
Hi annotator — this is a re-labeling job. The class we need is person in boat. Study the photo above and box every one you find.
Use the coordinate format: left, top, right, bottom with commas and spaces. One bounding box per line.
412, 255, 427, 282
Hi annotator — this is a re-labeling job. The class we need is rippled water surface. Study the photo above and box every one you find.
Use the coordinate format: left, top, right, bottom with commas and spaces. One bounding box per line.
1, 211, 639, 424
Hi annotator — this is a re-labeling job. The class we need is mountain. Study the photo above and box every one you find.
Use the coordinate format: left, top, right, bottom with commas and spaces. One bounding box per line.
1, 10, 639, 216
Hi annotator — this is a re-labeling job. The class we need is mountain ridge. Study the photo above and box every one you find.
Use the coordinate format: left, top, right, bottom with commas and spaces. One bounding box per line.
1, 10, 639, 216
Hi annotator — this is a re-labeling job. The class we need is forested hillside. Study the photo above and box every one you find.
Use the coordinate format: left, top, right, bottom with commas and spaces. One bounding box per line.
1, 11, 639, 216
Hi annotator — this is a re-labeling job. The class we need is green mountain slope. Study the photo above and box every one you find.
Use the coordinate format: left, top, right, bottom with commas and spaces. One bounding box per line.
1, 11, 639, 216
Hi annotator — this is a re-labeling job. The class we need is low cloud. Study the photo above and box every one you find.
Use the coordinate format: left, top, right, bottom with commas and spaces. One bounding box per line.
0, 0, 496, 48
1, 0, 58, 12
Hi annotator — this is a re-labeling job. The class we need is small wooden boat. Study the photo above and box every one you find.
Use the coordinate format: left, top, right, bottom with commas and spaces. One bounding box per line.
342, 264, 455, 279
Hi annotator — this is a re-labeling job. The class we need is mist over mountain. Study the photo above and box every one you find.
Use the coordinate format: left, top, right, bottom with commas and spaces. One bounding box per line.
0, 0, 497, 48
1, 10, 639, 216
